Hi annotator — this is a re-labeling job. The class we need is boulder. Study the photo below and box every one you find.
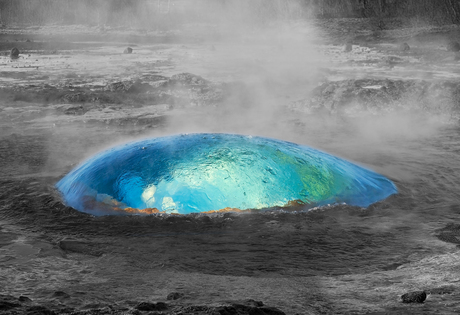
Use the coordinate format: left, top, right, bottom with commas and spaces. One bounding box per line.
135, 302, 168, 311
124, 47, 133, 54
399, 42, 410, 51
401, 291, 427, 303
166, 292, 184, 300
447, 41, 460, 52
26, 305, 55, 315
344, 42, 353, 52
10, 47, 19, 58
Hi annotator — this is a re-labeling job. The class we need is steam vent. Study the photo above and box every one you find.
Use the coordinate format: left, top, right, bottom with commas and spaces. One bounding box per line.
56, 133, 397, 215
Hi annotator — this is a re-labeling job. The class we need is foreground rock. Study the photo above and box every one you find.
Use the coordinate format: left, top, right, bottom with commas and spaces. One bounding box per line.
135, 301, 168, 311
0, 294, 285, 315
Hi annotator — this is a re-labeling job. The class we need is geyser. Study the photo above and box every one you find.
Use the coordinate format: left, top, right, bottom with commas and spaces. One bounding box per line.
56, 133, 397, 215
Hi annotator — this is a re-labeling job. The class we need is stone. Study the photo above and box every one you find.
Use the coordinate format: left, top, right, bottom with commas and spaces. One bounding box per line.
135, 302, 157, 311
52, 291, 70, 298
18, 296, 32, 302
0, 301, 21, 310
216, 304, 285, 315
124, 47, 133, 54
401, 290, 427, 303
243, 299, 264, 307
166, 292, 184, 300
10, 47, 19, 58
169, 73, 209, 86
104, 80, 152, 93
399, 42, 410, 51
155, 302, 168, 310
135, 302, 167, 311
447, 41, 460, 52
344, 42, 353, 52
26, 305, 55, 315
257, 306, 286, 315
428, 285, 455, 295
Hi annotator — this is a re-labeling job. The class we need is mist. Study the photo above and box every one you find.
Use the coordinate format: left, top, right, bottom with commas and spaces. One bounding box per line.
5, 0, 448, 180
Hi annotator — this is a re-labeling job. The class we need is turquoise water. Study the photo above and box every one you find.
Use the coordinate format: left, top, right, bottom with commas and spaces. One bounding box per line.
56, 133, 397, 215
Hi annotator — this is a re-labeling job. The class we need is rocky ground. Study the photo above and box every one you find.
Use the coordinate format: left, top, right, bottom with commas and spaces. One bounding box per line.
2, 19, 460, 314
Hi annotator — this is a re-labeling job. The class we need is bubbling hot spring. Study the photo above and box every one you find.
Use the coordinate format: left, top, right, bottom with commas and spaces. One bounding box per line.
56, 133, 397, 215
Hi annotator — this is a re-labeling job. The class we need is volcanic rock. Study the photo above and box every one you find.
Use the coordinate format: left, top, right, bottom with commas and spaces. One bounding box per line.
135, 302, 156, 311
216, 304, 285, 315
243, 299, 264, 307
135, 302, 168, 311
446, 41, 460, 52
124, 47, 133, 54
52, 291, 70, 299
0, 300, 21, 310
104, 80, 152, 93
428, 285, 456, 295
18, 296, 32, 303
199, 215, 212, 224
166, 292, 184, 300
257, 306, 286, 315
399, 42, 410, 51
26, 305, 55, 315
169, 73, 209, 86
58, 240, 103, 256
61, 93, 86, 103
401, 290, 427, 303
155, 302, 168, 310
10, 47, 19, 58
344, 42, 353, 52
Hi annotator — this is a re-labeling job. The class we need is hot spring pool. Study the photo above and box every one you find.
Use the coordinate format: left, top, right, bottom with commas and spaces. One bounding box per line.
56, 133, 397, 215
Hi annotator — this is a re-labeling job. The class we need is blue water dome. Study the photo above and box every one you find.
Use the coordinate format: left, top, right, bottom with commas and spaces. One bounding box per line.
56, 133, 397, 215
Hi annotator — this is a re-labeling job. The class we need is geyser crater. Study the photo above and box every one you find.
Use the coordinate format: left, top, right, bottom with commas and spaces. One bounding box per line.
56, 133, 397, 215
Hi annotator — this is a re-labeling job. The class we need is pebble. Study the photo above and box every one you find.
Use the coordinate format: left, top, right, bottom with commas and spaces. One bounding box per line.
447, 41, 460, 52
